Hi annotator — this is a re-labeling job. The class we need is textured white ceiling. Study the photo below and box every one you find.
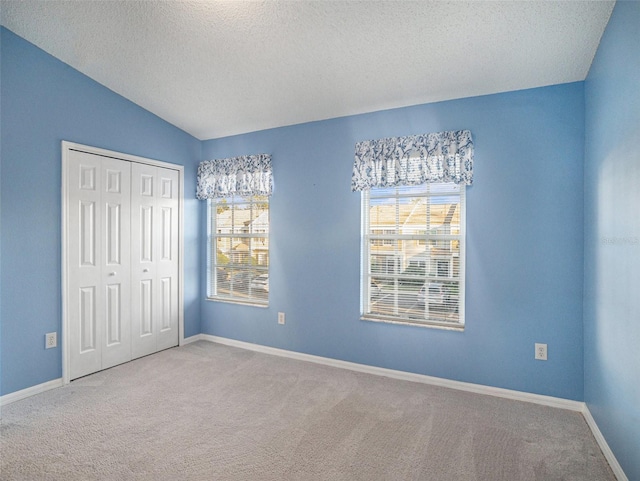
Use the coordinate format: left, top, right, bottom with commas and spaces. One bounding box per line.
1, 1, 614, 140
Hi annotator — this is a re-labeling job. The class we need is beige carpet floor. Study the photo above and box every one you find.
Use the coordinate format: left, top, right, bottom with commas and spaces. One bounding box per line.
1, 341, 615, 480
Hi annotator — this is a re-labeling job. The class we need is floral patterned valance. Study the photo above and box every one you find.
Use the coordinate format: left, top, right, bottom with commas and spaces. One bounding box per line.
197, 153, 273, 199
351, 130, 473, 191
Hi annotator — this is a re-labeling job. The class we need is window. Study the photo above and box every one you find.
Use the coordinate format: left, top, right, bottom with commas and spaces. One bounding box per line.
208, 195, 269, 305
361, 183, 465, 328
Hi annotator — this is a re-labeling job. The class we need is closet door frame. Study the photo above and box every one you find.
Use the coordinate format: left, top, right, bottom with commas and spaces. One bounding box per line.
61, 141, 185, 385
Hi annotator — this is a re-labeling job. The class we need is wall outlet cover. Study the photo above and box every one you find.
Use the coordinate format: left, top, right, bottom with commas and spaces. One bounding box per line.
535, 343, 547, 361
46, 332, 57, 349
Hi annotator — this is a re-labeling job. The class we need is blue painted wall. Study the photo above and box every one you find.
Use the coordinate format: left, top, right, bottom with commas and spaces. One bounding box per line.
584, 2, 640, 479
201, 82, 586, 400
0, 28, 202, 395
3, 9, 637, 477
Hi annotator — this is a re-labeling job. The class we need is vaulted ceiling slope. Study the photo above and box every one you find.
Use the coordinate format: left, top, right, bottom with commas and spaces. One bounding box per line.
1, 0, 615, 140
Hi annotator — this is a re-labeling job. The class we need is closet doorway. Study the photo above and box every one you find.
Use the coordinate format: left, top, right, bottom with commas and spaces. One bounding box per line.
62, 142, 184, 382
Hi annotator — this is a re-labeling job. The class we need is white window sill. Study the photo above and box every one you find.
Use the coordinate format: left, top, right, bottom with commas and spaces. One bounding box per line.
360, 315, 464, 331
206, 297, 269, 309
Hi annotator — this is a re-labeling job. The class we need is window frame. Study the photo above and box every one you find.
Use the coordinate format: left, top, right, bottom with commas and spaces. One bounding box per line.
361, 183, 465, 330
207, 195, 270, 307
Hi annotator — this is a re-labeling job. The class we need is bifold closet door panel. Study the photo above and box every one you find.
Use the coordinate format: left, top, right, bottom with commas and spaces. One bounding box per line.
131, 163, 158, 359
131, 163, 179, 359
67, 151, 132, 380
68, 151, 103, 380
155, 168, 180, 352
100, 157, 132, 370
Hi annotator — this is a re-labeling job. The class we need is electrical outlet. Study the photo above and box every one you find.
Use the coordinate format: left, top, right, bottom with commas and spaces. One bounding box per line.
46, 332, 57, 349
278, 312, 285, 325
535, 343, 547, 361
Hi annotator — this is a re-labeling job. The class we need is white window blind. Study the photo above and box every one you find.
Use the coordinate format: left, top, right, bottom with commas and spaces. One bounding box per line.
361, 183, 465, 328
208, 195, 269, 305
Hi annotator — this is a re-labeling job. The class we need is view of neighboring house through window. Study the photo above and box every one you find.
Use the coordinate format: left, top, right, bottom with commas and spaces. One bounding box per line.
208, 195, 269, 305
362, 183, 465, 328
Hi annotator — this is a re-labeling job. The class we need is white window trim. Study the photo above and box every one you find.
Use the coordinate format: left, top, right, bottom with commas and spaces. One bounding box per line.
206, 197, 269, 307
360, 184, 465, 330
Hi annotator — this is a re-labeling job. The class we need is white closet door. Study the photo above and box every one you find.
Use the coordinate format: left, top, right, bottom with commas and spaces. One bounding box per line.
67, 151, 131, 380
155, 168, 180, 351
131, 163, 179, 359
101, 158, 132, 370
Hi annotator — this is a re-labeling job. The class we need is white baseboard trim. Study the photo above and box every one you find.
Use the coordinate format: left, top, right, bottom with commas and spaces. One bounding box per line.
197, 334, 584, 412
198, 336, 630, 479
0, 378, 64, 407
182, 333, 205, 345
1, 336, 626, 481
582, 406, 628, 481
